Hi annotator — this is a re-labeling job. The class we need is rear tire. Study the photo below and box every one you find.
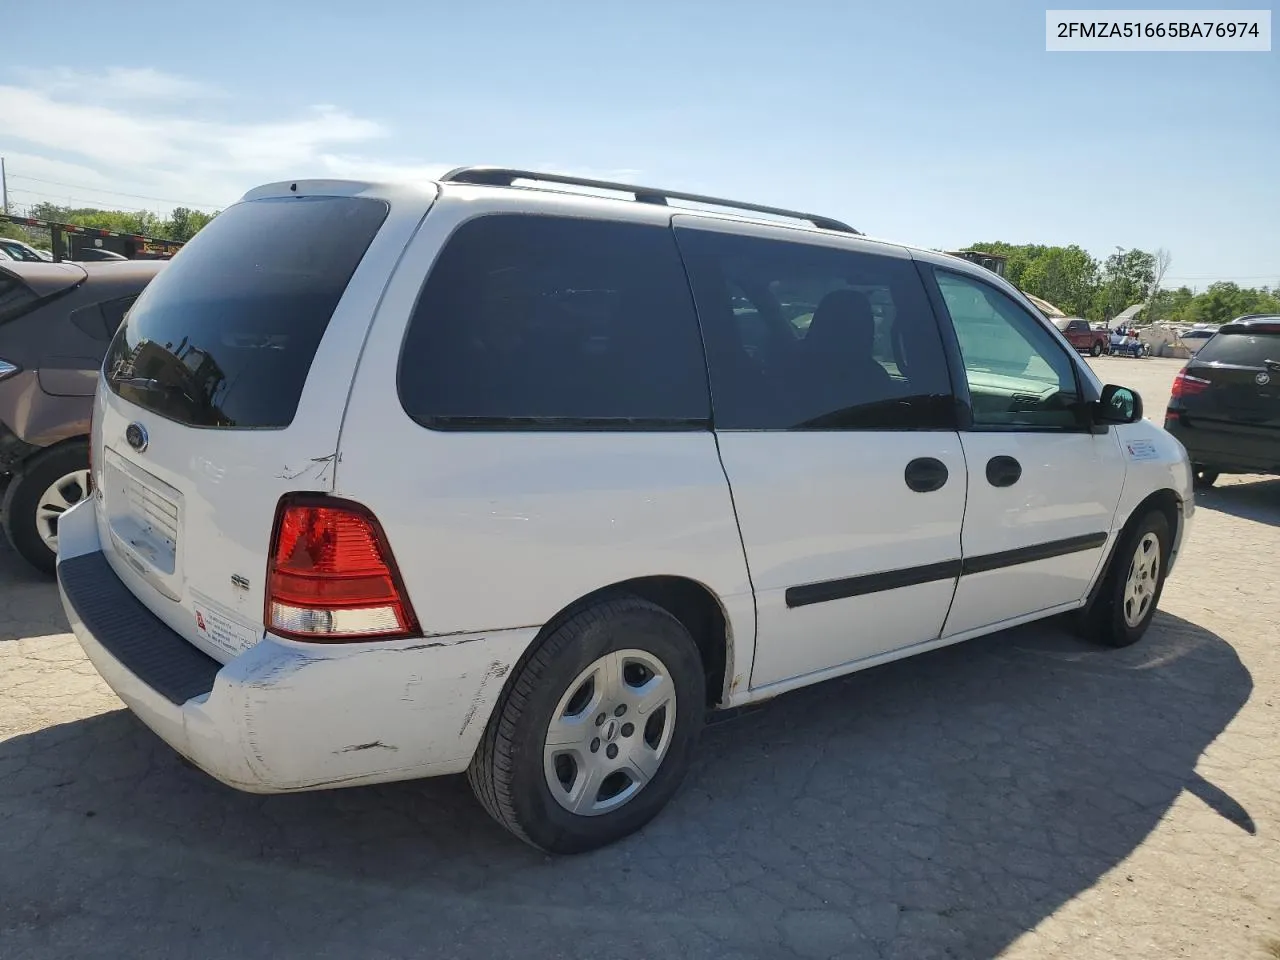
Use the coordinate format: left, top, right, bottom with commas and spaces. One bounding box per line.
1090, 341, 1103, 357
2, 442, 90, 575
468, 595, 705, 854
1082, 510, 1171, 648
1192, 466, 1219, 488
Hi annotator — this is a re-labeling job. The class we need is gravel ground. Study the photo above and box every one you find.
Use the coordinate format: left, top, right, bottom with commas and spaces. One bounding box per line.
0, 356, 1276, 960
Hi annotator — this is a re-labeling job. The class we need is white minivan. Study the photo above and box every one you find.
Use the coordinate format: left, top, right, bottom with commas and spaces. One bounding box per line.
56, 168, 1193, 853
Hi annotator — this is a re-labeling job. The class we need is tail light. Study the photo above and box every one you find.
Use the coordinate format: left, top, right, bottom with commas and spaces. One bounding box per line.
266, 495, 419, 642
1170, 369, 1210, 399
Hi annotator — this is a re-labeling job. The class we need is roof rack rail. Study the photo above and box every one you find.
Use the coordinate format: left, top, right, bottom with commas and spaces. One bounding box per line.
439, 166, 860, 235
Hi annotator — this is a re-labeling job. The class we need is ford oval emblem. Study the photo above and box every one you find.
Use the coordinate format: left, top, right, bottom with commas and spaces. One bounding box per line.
125, 422, 149, 453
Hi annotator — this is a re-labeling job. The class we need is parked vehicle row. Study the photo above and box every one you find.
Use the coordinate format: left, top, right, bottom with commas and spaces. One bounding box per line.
0, 238, 54, 263
53, 169, 1192, 853
0, 259, 165, 570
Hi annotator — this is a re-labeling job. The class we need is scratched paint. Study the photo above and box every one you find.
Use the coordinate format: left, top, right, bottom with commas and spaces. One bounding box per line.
457, 660, 511, 737
335, 741, 398, 754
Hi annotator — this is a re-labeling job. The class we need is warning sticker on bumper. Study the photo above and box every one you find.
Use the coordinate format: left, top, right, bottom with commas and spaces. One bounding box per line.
191, 591, 260, 657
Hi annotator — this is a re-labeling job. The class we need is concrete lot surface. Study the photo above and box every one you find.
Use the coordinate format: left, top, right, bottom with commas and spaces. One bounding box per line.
1, 356, 1277, 959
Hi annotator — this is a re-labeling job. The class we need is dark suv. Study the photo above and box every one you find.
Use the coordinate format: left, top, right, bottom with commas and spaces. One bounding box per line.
0, 259, 165, 571
1164, 315, 1280, 487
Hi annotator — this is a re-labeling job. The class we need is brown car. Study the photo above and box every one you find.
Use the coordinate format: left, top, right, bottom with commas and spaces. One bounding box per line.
1053, 317, 1110, 357
0, 259, 166, 572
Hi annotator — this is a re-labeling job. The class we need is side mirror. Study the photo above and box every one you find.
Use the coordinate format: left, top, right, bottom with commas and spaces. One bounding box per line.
1095, 384, 1143, 425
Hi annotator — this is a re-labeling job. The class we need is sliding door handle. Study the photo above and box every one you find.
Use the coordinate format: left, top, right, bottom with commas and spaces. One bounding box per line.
986, 455, 1022, 487
904, 457, 949, 493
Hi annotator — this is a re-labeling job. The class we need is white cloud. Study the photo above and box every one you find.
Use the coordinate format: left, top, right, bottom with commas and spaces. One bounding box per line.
15, 66, 223, 103
315, 155, 456, 184
0, 68, 450, 214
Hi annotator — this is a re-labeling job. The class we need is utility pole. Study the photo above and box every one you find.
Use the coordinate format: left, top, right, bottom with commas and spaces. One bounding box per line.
1, 156, 8, 214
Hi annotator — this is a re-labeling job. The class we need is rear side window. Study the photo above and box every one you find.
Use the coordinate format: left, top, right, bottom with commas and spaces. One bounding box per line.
1196, 330, 1280, 365
105, 196, 388, 428
0, 272, 38, 321
677, 228, 955, 430
398, 215, 710, 428
71, 295, 138, 341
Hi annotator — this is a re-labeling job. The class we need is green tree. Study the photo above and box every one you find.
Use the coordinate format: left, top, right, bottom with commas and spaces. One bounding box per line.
966, 241, 1044, 288
1149, 286, 1195, 322
29, 202, 163, 238
1015, 245, 1099, 317
164, 207, 217, 242
23, 202, 219, 246
1189, 282, 1280, 325
1094, 248, 1156, 322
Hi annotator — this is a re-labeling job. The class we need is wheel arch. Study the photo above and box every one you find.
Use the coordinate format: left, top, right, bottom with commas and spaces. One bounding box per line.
519, 575, 734, 709
18, 433, 89, 467
1084, 487, 1182, 615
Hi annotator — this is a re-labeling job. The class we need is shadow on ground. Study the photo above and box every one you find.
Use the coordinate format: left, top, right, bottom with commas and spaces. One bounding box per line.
0, 531, 65, 643
0, 612, 1251, 960
1195, 476, 1280, 528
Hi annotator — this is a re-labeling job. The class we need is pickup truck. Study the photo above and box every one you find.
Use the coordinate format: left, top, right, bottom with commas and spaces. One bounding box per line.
1053, 317, 1110, 356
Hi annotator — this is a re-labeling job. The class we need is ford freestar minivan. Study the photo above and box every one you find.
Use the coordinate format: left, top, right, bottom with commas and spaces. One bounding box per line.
56, 169, 1193, 853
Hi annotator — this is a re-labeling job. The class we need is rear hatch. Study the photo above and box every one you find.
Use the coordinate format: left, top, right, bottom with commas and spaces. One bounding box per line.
91, 183, 434, 663
1178, 323, 1280, 432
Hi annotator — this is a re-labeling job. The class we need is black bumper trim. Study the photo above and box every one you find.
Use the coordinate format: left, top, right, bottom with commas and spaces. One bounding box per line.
58, 551, 221, 705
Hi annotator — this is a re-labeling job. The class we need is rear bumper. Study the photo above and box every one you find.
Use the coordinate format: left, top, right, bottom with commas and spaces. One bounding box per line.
56, 498, 538, 793
1164, 417, 1280, 474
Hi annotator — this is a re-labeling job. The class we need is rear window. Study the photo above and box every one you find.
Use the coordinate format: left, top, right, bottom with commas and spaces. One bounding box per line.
71, 295, 138, 341
1195, 330, 1280, 365
0, 271, 38, 321
105, 196, 388, 428
397, 214, 710, 429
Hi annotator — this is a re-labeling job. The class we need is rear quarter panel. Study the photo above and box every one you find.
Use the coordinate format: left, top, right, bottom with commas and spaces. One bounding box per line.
335, 189, 757, 698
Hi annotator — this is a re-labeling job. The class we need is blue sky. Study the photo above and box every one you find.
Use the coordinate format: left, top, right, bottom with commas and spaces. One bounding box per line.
3, 0, 1276, 288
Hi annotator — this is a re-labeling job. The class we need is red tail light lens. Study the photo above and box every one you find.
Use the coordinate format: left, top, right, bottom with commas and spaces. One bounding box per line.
266, 496, 419, 642
1170, 369, 1210, 399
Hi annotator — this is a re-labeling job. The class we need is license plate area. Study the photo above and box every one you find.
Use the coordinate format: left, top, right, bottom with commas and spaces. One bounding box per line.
102, 447, 182, 581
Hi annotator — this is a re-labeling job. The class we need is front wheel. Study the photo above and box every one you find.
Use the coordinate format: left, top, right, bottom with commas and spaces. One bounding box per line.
1083, 510, 1171, 648
468, 596, 705, 853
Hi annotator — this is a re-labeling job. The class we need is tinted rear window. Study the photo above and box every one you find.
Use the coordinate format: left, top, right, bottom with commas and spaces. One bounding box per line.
0, 272, 38, 321
105, 196, 388, 428
398, 214, 710, 429
72, 295, 138, 341
1195, 330, 1280, 365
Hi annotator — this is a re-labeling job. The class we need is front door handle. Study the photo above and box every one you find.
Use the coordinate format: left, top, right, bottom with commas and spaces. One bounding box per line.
986, 455, 1022, 487
904, 457, 949, 493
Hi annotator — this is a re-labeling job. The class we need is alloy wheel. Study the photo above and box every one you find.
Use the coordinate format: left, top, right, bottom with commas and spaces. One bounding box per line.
35, 469, 90, 553
1122, 532, 1161, 628
543, 649, 676, 816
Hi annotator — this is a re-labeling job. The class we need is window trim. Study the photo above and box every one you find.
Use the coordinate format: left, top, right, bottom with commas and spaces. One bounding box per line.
395, 211, 714, 433
925, 265, 1092, 435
